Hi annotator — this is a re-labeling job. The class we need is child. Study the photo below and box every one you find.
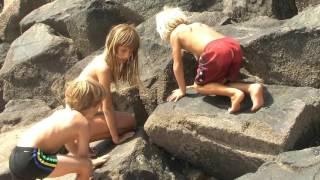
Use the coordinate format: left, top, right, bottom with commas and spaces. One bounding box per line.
78, 24, 138, 145
156, 7, 264, 113
9, 79, 110, 180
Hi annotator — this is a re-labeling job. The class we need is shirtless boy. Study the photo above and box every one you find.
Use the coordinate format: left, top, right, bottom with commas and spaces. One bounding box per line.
9, 79, 109, 180
156, 7, 264, 113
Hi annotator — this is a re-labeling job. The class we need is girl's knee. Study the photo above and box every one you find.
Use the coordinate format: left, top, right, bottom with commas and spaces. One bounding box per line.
79, 158, 93, 173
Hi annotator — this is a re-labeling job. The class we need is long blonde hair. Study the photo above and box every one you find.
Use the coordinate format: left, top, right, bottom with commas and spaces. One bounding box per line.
65, 78, 106, 112
104, 24, 140, 86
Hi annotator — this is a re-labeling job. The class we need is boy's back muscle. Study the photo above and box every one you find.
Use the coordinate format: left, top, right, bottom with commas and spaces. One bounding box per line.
18, 109, 86, 153
175, 23, 225, 57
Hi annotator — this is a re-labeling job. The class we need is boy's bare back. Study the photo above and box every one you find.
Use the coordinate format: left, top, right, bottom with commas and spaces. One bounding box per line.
17, 108, 88, 154
172, 23, 225, 58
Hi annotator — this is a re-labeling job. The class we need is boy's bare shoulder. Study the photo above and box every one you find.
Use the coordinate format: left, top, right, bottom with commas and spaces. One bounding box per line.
53, 109, 88, 128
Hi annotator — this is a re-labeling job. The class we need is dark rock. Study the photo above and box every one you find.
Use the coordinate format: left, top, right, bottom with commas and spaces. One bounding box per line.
237, 146, 320, 180
20, 0, 143, 57
0, 23, 79, 107
216, 5, 320, 88
93, 129, 185, 180
296, 0, 320, 12
0, 99, 52, 133
0, 43, 10, 69
0, 0, 51, 42
144, 85, 320, 179
221, 0, 297, 22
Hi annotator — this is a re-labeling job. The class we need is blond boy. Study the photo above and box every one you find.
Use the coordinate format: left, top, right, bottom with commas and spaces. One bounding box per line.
9, 79, 109, 180
156, 7, 264, 113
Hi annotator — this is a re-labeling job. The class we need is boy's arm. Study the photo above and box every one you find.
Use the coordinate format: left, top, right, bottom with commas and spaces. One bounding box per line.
65, 140, 78, 155
97, 68, 120, 144
167, 32, 186, 102
76, 114, 90, 157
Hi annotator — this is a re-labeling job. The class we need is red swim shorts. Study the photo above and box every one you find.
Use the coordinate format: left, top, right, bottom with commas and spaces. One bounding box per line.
195, 37, 243, 85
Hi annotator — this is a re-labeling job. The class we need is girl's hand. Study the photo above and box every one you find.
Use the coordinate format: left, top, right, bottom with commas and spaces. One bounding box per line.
92, 154, 110, 167
167, 89, 185, 102
117, 131, 135, 144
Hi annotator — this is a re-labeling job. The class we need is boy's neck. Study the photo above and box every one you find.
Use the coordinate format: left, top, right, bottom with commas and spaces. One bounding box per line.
65, 104, 91, 120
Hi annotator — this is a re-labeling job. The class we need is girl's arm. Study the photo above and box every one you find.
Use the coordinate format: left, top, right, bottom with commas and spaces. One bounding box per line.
97, 67, 120, 144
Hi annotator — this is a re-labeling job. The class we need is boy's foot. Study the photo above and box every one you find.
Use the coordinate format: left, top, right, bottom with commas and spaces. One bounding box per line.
228, 90, 245, 113
249, 83, 264, 112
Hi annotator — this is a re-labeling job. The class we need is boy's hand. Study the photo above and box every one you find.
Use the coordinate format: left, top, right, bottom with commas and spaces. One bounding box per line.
167, 89, 185, 102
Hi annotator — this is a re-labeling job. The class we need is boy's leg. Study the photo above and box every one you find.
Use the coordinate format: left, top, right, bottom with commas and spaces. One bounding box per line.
89, 111, 136, 142
227, 82, 264, 111
48, 154, 92, 180
195, 82, 245, 113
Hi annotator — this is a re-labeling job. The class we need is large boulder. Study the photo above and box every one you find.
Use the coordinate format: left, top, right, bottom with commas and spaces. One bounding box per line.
144, 85, 320, 179
0, 23, 79, 107
0, 0, 51, 42
0, 99, 52, 133
93, 130, 185, 179
216, 5, 320, 88
120, 0, 297, 22
20, 0, 143, 57
221, 0, 297, 22
237, 146, 320, 180
296, 0, 320, 11
120, 0, 214, 20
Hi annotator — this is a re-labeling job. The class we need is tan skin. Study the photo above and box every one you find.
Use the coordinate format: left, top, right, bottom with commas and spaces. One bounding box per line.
17, 105, 110, 180
79, 46, 136, 144
168, 23, 264, 113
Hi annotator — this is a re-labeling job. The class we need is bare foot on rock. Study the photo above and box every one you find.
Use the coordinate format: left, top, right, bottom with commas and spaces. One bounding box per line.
249, 83, 264, 112
228, 90, 245, 113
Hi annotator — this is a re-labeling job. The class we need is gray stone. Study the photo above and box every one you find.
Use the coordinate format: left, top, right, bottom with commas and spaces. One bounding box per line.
0, 127, 25, 180
121, 0, 214, 20
296, 0, 320, 12
0, 23, 78, 107
20, 0, 143, 57
216, 5, 320, 88
144, 85, 320, 179
0, 99, 52, 133
93, 130, 184, 180
0, 0, 50, 42
221, 0, 297, 22
0, 43, 10, 69
120, 0, 297, 22
237, 146, 320, 180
